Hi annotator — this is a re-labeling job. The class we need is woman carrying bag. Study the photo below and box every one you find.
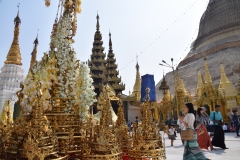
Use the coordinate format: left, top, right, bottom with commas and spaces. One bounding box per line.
178, 103, 210, 160
196, 107, 214, 151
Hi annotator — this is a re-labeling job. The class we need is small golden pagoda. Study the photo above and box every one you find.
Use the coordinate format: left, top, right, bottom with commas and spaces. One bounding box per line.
122, 62, 142, 122
195, 57, 227, 119
128, 87, 166, 160
218, 62, 238, 113
158, 73, 174, 121
173, 72, 190, 115
6, 82, 67, 159
82, 85, 122, 160
115, 93, 131, 153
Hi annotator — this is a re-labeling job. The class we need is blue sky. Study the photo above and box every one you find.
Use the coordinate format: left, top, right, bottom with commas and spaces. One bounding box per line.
0, 0, 209, 94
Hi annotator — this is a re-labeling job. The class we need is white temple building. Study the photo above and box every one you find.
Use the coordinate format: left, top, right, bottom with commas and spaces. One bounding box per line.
0, 10, 24, 117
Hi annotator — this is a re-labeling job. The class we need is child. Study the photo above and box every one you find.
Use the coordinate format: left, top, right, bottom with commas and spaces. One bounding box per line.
168, 124, 176, 146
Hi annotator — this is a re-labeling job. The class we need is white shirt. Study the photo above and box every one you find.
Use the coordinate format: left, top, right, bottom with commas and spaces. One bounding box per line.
222, 125, 227, 130
177, 119, 185, 130
183, 113, 195, 129
169, 128, 175, 135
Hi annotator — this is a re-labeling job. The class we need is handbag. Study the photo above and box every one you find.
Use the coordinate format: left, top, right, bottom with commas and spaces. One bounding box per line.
180, 128, 194, 140
207, 112, 215, 132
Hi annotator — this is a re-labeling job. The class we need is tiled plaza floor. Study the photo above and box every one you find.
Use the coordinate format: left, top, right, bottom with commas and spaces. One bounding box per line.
163, 132, 240, 160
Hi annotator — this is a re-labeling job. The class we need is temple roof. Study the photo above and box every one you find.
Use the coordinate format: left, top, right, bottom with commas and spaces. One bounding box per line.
192, 0, 240, 49
159, 74, 169, 91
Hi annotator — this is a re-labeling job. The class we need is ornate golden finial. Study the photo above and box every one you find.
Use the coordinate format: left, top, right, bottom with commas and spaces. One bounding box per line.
30, 30, 39, 69
131, 59, 141, 101
45, 0, 51, 7
4, 4, 22, 66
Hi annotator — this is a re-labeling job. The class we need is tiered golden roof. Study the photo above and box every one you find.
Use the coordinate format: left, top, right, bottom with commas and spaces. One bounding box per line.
4, 7, 22, 66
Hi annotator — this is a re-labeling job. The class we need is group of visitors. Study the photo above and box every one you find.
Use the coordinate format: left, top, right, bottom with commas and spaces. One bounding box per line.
166, 102, 238, 160
127, 116, 139, 134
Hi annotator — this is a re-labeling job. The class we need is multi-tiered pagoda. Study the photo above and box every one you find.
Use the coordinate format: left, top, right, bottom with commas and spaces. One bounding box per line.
106, 33, 125, 94
88, 15, 125, 97
88, 14, 107, 96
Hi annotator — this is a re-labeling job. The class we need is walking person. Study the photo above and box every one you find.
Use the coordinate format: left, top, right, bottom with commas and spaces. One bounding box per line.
196, 107, 214, 150
168, 124, 176, 146
210, 105, 229, 149
178, 102, 209, 160
232, 110, 239, 137
177, 114, 185, 145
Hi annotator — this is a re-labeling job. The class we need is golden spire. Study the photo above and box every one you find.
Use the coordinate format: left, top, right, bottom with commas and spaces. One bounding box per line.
203, 55, 212, 84
132, 60, 141, 101
218, 62, 237, 96
197, 69, 203, 89
219, 62, 229, 84
196, 69, 203, 97
5, 4, 22, 66
30, 33, 39, 69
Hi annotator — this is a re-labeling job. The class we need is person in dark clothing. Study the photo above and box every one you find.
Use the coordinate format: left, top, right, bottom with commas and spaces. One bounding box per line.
209, 105, 229, 149
135, 116, 139, 127
232, 110, 239, 136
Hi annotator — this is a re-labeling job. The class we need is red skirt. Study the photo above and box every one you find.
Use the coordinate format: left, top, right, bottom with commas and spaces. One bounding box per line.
196, 124, 212, 149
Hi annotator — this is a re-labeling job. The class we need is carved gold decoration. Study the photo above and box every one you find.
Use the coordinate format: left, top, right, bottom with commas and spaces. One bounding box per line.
83, 85, 122, 160
128, 87, 166, 160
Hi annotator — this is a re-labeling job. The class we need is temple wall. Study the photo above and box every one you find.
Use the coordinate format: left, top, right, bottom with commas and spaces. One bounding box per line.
127, 101, 141, 123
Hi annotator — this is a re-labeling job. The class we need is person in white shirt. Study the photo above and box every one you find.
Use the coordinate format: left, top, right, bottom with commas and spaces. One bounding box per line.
177, 114, 185, 145
168, 124, 176, 146
222, 123, 227, 131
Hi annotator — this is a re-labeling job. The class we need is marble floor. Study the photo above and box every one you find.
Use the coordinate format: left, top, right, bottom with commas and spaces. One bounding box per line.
163, 132, 240, 160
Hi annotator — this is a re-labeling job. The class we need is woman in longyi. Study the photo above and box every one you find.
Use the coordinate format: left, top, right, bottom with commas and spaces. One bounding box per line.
196, 107, 214, 151
178, 103, 210, 160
